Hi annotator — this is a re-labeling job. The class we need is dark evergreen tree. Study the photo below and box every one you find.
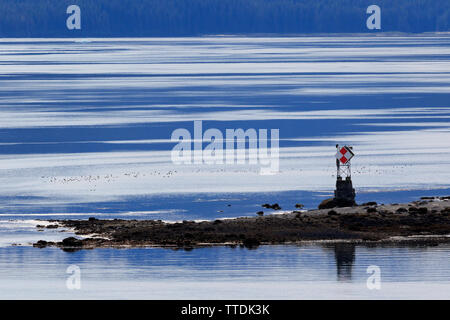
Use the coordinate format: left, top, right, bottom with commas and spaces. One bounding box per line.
0, 0, 448, 37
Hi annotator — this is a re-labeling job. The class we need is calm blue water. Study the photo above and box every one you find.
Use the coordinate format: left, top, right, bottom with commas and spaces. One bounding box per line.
0, 36, 449, 299
0, 188, 450, 221
0, 244, 449, 299
1, 37, 450, 220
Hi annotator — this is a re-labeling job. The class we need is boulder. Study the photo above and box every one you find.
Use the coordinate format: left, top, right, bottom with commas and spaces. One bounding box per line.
243, 238, 260, 248
319, 198, 336, 209
33, 240, 48, 248
271, 203, 281, 210
327, 210, 338, 216
320, 198, 345, 209
319, 197, 355, 209
262, 203, 281, 210
418, 207, 428, 214
61, 237, 83, 247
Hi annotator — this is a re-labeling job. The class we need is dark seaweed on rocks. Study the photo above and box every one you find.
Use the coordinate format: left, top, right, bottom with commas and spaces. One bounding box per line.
262, 203, 281, 210
34, 198, 450, 250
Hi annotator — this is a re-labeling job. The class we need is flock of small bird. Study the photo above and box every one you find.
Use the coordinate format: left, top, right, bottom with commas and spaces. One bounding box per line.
38, 164, 409, 193
41, 170, 179, 191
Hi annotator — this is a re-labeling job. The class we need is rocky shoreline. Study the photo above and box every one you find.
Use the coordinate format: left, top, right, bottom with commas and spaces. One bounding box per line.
33, 196, 450, 250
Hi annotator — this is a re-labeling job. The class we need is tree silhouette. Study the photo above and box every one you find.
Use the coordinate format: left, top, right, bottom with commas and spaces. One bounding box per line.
0, 0, 449, 37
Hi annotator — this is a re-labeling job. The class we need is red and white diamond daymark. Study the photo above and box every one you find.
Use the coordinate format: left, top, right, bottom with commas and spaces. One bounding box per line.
337, 147, 353, 164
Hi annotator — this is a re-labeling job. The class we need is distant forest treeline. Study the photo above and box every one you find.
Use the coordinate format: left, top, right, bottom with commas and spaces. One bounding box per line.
0, 0, 449, 37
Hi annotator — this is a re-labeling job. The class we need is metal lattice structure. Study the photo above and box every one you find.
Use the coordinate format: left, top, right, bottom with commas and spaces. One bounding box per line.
335, 144, 354, 179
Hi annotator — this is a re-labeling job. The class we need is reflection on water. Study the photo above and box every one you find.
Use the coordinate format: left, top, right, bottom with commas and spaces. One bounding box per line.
0, 243, 449, 299
333, 244, 356, 282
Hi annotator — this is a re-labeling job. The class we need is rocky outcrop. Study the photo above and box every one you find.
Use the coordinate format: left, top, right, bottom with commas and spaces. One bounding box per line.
262, 203, 281, 210
61, 237, 83, 247
33, 197, 450, 250
318, 198, 355, 209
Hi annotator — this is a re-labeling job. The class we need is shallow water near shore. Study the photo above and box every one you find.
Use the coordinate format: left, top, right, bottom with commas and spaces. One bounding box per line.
0, 243, 449, 299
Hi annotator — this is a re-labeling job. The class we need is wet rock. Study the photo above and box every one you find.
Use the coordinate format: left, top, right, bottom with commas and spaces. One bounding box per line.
408, 207, 428, 215
319, 198, 355, 209
62, 247, 83, 253
243, 238, 260, 248
295, 203, 304, 209
33, 240, 48, 248
35, 196, 450, 251
361, 202, 377, 206
418, 207, 428, 214
272, 203, 281, 210
328, 210, 338, 216
262, 203, 281, 210
61, 237, 83, 247
88, 217, 97, 221
256, 211, 264, 216
367, 207, 377, 213
46, 224, 59, 229
396, 207, 408, 213
319, 198, 337, 209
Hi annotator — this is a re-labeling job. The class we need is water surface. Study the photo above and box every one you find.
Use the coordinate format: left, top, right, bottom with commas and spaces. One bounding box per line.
0, 36, 449, 299
0, 243, 449, 299
0, 36, 449, 216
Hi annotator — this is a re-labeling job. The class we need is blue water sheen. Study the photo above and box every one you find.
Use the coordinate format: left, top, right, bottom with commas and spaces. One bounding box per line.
0, 37, 449, 299
0, 243, 449, 299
